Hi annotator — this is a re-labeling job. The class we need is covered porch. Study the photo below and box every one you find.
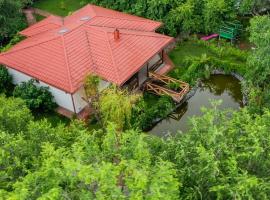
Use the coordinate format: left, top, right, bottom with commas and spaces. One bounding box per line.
122, 50, 189, 103
122, 50, 174, 90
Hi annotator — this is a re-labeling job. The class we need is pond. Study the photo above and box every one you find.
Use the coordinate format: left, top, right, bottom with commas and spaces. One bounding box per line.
149, 74, 243, 137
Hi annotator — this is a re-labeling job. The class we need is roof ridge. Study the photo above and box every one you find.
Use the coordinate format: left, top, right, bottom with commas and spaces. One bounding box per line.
88, 4, 97, 16
61, 36, 73, 92
104, 29, 121, 83
110, 28, 170, 38
93, 15, 160, 25
87, 25, 170, 38
84, 29, 97, 72
21, 22, 61, 36
0, 35, 61, 56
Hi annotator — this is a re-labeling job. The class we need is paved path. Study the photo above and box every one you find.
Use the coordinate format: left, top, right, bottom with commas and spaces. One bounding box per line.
23, 8, 53, 26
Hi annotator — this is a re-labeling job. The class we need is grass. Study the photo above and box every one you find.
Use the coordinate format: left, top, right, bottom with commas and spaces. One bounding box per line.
33, 111, 70, 127
169, 41, 213, 67
33, 111, 102, 131
33, 0, 83, 16
169, 39, 246, 68
34, 14, 46, 22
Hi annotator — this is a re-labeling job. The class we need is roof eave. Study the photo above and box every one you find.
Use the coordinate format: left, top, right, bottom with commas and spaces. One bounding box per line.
119, 37, 175, 86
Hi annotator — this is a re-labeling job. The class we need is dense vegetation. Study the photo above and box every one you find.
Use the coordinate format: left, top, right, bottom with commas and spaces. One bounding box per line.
0, 65, 13, 94
0, 0, 270, 199
169, 38, 248, 84
1, 96, 270, 199
34, 0, 261, 36
13, 79, 56, 112
0, 95, 179, 199
0, 0, 29, 46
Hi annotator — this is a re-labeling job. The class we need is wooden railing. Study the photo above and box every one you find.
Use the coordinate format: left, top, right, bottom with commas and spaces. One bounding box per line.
145, 72, 189, 103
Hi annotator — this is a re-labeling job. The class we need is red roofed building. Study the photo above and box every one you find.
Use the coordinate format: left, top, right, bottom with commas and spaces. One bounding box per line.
0, 4, 174, 116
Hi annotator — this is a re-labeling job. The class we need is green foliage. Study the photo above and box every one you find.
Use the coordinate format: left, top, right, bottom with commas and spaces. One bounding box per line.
0, 112, 179, 199
246, 15, 270, 88
0, 33, 24, 52
242, 15, 270, 112
0, 65, 13, 94
99, 86, 140, 131
131, 94, 174, 130
84, 74, 100, 98
169, 39, 248, 85
162, 103, 270, 199
13, 79, 57, 112
34, 0, 256, 36
0, 0, 27, 45
0, 95, 32, 134
167, 82, 180, 91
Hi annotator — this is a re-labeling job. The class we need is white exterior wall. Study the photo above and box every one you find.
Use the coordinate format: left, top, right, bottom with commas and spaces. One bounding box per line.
98, 79, 111, 92
7, 67, 75, 112
72, 87, 88, 114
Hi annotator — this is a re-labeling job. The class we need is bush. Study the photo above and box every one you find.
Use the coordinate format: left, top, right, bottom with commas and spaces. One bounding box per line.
0, 34, 24, 52
0, 95, 33, 133
0, 65, 13, 94
169, 40, 248, 85
13, 79, 57, 112
162, 106, 270, 199
131, 95, 174, 130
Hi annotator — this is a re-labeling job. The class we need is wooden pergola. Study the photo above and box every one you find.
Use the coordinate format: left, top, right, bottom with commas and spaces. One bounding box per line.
145, 72, 189, 103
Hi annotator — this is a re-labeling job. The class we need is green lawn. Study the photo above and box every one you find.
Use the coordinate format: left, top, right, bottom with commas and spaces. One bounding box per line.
34, 14, 46, 22
33, 111, 70, 127
168, 40, 246, 68
169, 41, 212, 67
33, 0, 83, 16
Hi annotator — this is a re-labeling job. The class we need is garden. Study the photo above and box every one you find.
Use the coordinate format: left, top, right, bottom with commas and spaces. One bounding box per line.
0, 0, 270, 199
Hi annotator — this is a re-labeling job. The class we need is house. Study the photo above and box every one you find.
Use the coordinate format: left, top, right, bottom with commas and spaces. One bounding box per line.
0, 4, 174, 116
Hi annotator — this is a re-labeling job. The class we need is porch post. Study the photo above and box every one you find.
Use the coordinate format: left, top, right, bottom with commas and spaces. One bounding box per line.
160, 50, 164, 65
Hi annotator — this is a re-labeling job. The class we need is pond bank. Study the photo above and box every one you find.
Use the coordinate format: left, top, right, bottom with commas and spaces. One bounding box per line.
148, 73, 246, 136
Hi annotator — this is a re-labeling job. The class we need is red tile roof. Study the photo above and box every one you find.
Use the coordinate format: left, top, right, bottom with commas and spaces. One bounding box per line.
0, 4, 173, 93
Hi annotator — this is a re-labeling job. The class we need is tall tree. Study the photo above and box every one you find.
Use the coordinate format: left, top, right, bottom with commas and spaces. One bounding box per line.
99, 86, 140, 131
0, 0, 26, 45
247, 15, 270, 87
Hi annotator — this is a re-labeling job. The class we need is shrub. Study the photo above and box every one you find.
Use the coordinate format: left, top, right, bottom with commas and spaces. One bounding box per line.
167, 82, 181, 91
13, 79, 57, 111
0, 34, 24, 52
0, 65, 13, 95
131, 95, 174, 130
0, 95, 33, 133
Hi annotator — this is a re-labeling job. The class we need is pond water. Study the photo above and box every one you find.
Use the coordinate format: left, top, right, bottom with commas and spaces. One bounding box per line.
149, 74, 243, 137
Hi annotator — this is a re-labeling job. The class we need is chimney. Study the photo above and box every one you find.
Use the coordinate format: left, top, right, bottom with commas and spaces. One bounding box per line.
114, 28, 120, 40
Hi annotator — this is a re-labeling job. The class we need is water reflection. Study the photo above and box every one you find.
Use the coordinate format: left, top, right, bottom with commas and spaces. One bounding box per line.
149, 75, 243, 137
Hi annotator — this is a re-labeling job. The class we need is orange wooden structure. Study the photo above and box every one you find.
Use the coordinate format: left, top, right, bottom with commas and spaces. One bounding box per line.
145, 72, 189, 102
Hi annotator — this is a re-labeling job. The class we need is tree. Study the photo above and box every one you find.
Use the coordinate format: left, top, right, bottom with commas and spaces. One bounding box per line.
0, 65, 13, 94
0, 122, 180, 199
162, 102, 270, 199
13, 79, 57, 112
247, 15, 270, 88
99, 86, 140, 131
0, 95, 33, 134
0, 0, 26, 45
83, 74, 101, 123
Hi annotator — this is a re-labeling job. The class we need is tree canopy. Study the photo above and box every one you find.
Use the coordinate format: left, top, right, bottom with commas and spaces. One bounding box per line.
0, 0, 27, 45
